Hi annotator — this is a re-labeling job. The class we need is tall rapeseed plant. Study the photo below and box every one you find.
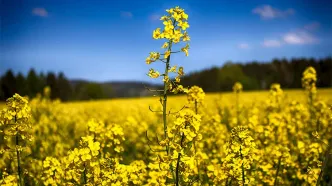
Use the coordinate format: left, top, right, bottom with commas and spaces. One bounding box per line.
0, 94, 33, 186
145, 6, 191, 185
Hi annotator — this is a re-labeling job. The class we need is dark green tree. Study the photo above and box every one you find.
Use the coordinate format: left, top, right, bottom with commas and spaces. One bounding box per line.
16, 72, 29, 97
1, 70, 16, 99
46, 72, 59, 100
57, 72, 72, 101
75, 82, 107, 100
27, 68, 40, 98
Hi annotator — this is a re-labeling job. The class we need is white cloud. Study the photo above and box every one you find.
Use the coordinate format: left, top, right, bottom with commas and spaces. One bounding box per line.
120, 11, 133, 18
238, 43, 249, 49
149, 14, 160, 21
252, 5, 294, 19
32, 8, 48, 17
283, 31, 317, 44
304, 22, 320, 31
262, 39, 282, 47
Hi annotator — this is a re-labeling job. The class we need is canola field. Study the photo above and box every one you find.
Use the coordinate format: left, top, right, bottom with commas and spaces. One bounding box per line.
1, 5, 332, 186
0, 85, 331, 185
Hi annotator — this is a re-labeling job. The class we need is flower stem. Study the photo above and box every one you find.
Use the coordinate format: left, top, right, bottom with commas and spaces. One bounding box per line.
83, 163, 87, 184
240, 146, 245, 186
176, 130, 186, 186
15, 112, 23, 186
176, 153, 181, 186
163, 40, 176, 183
236, 93, 240, 125
316, 142, 331, 186
163, 43, 171, 155
274, 156, 282, 186
194, 100, 201, 184
16, 133, 23, 186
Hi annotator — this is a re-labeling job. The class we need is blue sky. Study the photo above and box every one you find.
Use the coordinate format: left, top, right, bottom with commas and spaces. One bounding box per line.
1, 0, 331, 82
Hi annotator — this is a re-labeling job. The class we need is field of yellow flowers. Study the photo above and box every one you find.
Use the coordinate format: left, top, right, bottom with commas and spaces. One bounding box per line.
1, 6, 332, 186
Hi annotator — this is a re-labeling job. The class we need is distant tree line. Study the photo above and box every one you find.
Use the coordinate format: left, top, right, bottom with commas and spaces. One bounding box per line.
1, 57, 331, 101
0, 69, 109, 101
182, 57, 332, 92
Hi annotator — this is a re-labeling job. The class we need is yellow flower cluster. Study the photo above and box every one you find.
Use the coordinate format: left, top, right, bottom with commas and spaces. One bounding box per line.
226, 126, 257, 184
0, 172, 17, 186
187, 86, 205, 104
266, 83, 284, 111
153, 6, 189, 42
41, 157, 63, 185
0, 93, 32, 140
169, 109, 202, 142
150, 109, 202, 185
270, 83, 283, 97
0, 94, 33, 185
232, 82, 243, 93
302, 66, 317, 94
87, 119, 125, 156
146, 6, 190, 94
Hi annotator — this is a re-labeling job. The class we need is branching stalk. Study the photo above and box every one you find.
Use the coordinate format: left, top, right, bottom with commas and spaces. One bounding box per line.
194, 100, 201, 184
236, 93, 240, 125
176, 129, 186, 186
162, 40, 176, 183
316, 143, 331, 186
240, 146, 245, 186
163, 40, 172, 155
83, 163, 87, 184
16, 132, 23, 186
15, 112, 23, 186
274, 156, 282, 186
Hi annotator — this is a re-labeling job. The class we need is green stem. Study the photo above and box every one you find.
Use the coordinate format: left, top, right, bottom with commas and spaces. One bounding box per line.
162, 40, 173, 155
236, 93, 240, 125
176, 130, 186, 186
16, 133, 23, 186
83, 163, 87, 184
194, 100, 201, 184
274, 156, 282, 186
316, 143, 331, 186
163, 40, 175, 183
163, 43, 171, 155
240, 146, 245, 186
176, 153, 181, 186
309, 91, 315, 131
15, 111, 23, 186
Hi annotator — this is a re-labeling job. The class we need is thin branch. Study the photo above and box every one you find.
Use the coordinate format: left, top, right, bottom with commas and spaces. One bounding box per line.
145, 131, 154, 143
159, 97, 163, 106
145, 131, 164, 152
171, 51, 181, 54
158, 59, 167, 63
274, 156, 282, 186
168, 105, 188, 115
149, 105, 163, 113
188, 176, 199, 185
143, 84, 163, 92
155, 134, 163, 146
316, 141, 332, 186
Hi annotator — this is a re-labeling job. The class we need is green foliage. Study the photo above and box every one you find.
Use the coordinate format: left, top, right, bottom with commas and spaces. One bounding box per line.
27, 69, 42, 98
78, 82, 107, 100
0, 68, 112, 102
218, 62, 260, 91
182, 57, 332, 92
